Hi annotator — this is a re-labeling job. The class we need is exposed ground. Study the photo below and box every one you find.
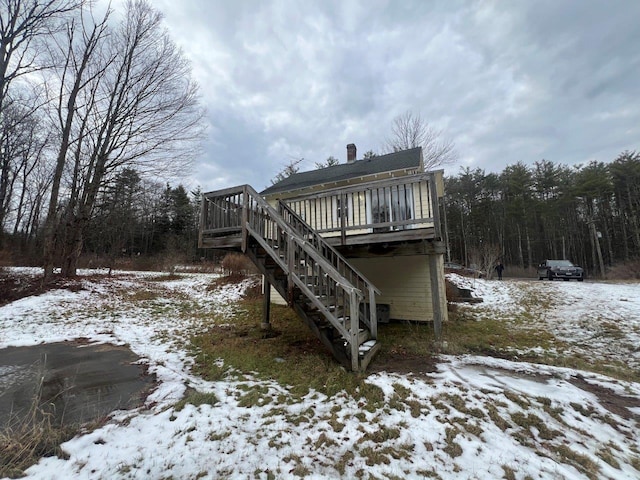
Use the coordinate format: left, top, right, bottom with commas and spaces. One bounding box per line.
1, 267, 639, 479
0, 273, 84, 307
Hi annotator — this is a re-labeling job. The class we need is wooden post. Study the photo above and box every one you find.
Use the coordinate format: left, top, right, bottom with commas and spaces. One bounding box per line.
262, 277, 271, 330
198, 195, 208, 248
429, 172, 442, 240
241, 187, 249, 253
287, 235, 294, 305
368, 285, 377, 339
350, 291, 360, 372
428, 253, 444, 341
340, 192, 347, 245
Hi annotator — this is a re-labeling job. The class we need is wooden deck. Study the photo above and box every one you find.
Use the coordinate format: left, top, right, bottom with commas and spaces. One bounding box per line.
197, 175, 446, 369
200, 173, 442, 249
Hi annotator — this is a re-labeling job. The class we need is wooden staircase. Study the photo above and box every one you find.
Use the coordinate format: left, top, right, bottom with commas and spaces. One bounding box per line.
200, 185, 381, 372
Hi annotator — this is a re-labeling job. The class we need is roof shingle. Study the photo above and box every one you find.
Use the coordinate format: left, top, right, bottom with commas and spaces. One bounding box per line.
261, 147, 423, 195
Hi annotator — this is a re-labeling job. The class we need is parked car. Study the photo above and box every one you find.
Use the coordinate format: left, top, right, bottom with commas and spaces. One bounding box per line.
537, 259, 584, 281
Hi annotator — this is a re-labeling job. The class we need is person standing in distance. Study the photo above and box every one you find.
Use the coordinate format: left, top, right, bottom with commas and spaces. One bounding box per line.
495, 261, 504, 280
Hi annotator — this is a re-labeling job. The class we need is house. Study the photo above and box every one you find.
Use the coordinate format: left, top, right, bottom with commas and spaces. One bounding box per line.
199, 144, 447, 371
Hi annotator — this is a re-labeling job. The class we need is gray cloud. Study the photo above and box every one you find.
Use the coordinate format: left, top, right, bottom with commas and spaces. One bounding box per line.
150, 0, 640, 191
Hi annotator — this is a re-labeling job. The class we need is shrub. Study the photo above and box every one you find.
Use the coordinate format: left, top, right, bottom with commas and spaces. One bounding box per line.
607, 258, 640, 280
221, 253, 255, 279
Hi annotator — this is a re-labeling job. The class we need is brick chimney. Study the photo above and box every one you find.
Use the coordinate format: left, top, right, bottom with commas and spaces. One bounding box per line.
346, 143, 357, 163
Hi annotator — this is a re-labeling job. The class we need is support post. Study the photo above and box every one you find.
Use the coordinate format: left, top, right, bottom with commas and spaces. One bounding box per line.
350, 291, 360, 372
428, 253, 446, 341
241, 187, 249, 253
287, 235, 295, 305
340, 192, 347, 245
429, 172, 442, 240
262, 276, 271, 330
198, 196, 207, 248
368, 285, 377, 340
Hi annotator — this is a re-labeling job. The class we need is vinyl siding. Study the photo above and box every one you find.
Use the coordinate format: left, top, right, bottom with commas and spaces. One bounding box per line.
348, 255, 435, 322
270, 285, 287, 305
269, 253, 447, 323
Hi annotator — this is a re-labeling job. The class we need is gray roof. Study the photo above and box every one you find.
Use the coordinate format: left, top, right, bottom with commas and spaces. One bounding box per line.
261, 147, 423, 195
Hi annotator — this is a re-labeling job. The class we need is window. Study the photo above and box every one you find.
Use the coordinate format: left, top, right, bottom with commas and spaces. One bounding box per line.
366, 185, 414, 232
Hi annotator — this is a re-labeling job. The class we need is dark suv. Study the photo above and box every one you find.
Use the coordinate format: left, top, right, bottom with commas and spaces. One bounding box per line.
537, 260, 584, 281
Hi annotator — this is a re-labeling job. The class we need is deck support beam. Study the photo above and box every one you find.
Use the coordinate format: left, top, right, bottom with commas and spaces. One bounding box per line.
429, 253, 445, 341
262, 277, 272, 330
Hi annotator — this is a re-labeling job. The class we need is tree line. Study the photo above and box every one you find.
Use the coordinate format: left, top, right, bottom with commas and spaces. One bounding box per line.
3, 6, 635, 284
444, 151, 640, 277
0, 0, 204, 276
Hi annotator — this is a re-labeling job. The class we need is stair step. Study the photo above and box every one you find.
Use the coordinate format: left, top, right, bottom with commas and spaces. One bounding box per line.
359, 339, 377, 354
305, 301, 341, 312
342, 328, 370, 345
243, 193, 380, 371
358, 340, 381, 370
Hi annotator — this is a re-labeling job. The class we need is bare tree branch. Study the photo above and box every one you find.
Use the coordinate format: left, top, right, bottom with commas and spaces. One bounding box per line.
0, 0, 82, 113
43, 0, 205, 277
384, 110, 457, 170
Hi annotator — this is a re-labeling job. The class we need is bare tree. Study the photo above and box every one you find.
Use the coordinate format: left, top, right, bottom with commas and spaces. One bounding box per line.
1, 0, 80, 253
384, 111, 457, 170
1, 102, 49, 234
0, 94, 50, 246
468, 242, 501, 279
42, 7, 112, 278
0, 0, 81, 115
43, 0, 205, 278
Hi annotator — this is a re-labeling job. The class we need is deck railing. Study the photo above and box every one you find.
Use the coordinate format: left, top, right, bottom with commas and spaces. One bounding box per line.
282, 173, 441, 243
279, 201, 380, 337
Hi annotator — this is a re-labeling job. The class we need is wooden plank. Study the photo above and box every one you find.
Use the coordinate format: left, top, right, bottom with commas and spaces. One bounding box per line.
359, 341, 381, 371
200, 237, 242, 249
203, 184, 246, 198
324, 228, 437, 247
201, 226, 243, 235
429, 172, 442, 240
429, 253, 443, 340
350, 292, 360, 372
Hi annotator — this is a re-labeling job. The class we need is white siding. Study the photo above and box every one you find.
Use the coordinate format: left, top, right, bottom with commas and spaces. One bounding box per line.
348, 255, 435, 322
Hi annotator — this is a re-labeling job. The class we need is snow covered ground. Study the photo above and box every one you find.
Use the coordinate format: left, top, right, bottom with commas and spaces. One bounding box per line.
1, 268, 639, 480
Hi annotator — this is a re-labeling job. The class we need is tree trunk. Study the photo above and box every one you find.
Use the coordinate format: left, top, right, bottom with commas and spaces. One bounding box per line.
525, 225, 533, 268
60, 216, 85, 277
516, 224, 524, 268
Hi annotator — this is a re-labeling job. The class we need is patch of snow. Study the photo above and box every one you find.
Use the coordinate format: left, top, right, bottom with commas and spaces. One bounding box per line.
0, 270, 638, 479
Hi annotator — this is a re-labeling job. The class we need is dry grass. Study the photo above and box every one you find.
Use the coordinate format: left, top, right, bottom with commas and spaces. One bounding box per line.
189, 298, 386, 405
189, 281, 639, 401
0, 381, 103, 479
607, 258, 640, 280
0, 411, 75, 478
555, 444, 600, 480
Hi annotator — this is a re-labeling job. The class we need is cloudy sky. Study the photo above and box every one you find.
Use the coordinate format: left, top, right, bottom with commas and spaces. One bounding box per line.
145, 0, 640, 192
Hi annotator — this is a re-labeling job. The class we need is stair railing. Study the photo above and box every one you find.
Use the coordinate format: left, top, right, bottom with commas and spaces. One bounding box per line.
203, 185, 371, 370
279, 201, 380, 338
